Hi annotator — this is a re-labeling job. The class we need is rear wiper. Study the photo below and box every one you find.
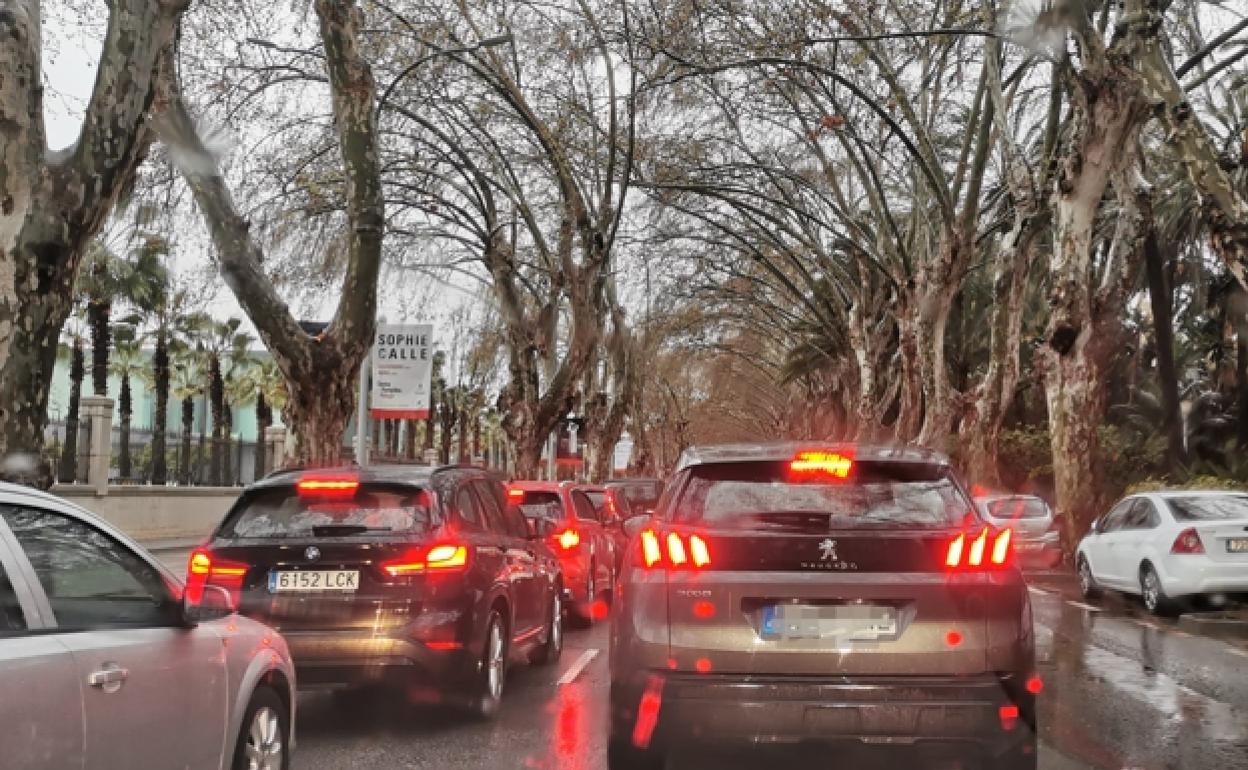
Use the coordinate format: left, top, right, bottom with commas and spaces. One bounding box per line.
744, 511, 834, 530
310, 525, 393, 536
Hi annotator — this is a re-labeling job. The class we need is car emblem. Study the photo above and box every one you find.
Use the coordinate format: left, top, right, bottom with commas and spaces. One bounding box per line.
818, 538, 838, 562
305, 546, 321, 562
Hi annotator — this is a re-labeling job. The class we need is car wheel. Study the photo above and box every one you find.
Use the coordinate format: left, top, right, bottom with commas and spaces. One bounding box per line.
572, 565, 597, 628
1141, 563, 1180, 616
607, 737, 664, 770
232, 686, 289, 770
470, 610, 508, 719
530, 587, 564, 666
1077, 555, 1100, 599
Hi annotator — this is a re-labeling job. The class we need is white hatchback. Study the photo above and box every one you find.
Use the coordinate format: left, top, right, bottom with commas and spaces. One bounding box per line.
1076, 491, 1248, 614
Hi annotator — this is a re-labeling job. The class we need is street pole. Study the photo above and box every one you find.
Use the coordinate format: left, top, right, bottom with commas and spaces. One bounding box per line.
355, 351, 370, 467
546, 431, 556, 481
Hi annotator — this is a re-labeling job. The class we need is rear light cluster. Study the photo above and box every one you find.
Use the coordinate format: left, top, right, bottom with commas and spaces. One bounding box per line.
186, 548, 248, 607
639, 530, 711, 568
556, 528, 581, 551
381, 544, 470, 577
1171, 527, 1205, 554
945, 527, 1014, 569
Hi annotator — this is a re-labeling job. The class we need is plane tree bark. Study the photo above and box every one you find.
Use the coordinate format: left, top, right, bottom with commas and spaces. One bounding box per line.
161, 0, 383, 465
0, 0, 187, 485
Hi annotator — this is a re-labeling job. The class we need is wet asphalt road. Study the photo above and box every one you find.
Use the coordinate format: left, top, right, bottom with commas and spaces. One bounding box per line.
152, 548, 1248, 770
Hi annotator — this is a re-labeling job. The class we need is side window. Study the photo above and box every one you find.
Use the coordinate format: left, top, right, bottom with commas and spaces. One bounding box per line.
0, 557, 27, 634
1, 505, 174, 630
1100, 501, 1133, 533
1129, 499, 1161, 529
501, 502, 530, 539
572, 492, 600, 522
455, 486, 484, 531
472, 482, 508, 536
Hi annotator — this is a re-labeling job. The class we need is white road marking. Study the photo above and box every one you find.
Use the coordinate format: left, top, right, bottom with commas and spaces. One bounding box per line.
1026, 586, 1050, 596
1227, 647, 1248, 657
1067, 601, 1102, 612
557, 648, 600, 685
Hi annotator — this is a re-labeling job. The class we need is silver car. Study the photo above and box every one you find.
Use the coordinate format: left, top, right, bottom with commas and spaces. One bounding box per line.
0, 482, 296, 770
975, 494, 1063, 569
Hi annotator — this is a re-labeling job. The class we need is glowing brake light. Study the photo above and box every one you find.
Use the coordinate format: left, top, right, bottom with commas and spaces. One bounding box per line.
185, 548, 248, 606
382, 544, 469, 576
789, 450, 854, 479
507, 488, 525, 501
640, 529, 662, 567
557, 529, 581, 550
639, 531, 711, 569
946, 528, 1013, 569
1170, 527, 1204, 554
296, 475, 359, 497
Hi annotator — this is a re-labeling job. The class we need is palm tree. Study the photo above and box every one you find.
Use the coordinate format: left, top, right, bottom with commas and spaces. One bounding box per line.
199, 318, 254, 485
249, 358, 288, 477
77, 237, 169, 397
56, 327, 87, 483
170, 354, 204, 486
144, 294, 208, 485
223, 364, 258, 485
109, 333, 147, 480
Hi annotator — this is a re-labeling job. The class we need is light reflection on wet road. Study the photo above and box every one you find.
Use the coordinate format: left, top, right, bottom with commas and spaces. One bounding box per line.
245, 574, 1247, 770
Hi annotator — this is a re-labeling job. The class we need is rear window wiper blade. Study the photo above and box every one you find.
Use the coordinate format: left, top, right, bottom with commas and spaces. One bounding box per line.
310, 525, 394, 536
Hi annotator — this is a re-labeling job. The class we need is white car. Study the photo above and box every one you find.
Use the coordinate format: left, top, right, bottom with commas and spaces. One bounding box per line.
1075, 491, 1248, 614
0, 482, 297, 770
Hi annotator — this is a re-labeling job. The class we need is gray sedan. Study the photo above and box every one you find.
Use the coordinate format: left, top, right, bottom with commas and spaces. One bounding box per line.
0, 482, 296, 770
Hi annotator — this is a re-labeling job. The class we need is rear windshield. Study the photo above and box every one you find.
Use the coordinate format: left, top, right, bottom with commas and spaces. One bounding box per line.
610, 480, 663, 509
986, 497, 1049, 519
1167, 495, 1248, 522
585, 491, 608, 517
517, 491, 564, 522
671, 461, 971, 531
220, 484, 438, 538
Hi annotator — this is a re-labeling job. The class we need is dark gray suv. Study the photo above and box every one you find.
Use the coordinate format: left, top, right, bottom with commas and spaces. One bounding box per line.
608, 443, 1038, 769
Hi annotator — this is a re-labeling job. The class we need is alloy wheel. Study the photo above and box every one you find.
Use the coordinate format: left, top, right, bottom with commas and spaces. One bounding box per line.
486, 619, 505, 701
243, 706, 284, 770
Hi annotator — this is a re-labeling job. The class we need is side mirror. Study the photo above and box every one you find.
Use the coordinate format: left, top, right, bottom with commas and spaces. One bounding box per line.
182, 584, 235, 625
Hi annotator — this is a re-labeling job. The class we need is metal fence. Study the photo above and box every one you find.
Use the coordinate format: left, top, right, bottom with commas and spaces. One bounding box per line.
46, 421, 259, 487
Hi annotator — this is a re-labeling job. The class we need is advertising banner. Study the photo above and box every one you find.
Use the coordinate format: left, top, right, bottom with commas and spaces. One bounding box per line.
370, 323, 433, 419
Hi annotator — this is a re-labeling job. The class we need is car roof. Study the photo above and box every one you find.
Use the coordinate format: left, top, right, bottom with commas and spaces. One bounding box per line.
1148, 490, 1248, 499
674, 442, 950, 472
975, 493, 1045, 504
249, 463, 488, 491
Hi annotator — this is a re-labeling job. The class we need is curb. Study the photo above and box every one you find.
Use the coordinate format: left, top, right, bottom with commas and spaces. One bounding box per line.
1178, 612, 1248, 640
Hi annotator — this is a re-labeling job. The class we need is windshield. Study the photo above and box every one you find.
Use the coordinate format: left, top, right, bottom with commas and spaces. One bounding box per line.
220, 484, 438, 538
1167, 495, 1248, 522
516, 491, 564, 523
985, 497, 1050, 520
673, 461, 971, 531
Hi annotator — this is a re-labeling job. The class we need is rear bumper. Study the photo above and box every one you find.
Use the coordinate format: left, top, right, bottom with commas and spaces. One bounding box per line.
1015, 541, 1063, 569
1160, 558, 1248, 597
612, 673, 1035, 756
282, 629, 474, 686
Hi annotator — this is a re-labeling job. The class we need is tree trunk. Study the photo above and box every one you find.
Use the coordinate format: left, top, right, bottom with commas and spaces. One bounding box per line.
88, 299, 112, 396
894, 314, 923, 441
254, 392, 270, 479
1043, 335, 1112, 543
1237, 333, 1248, 450
179, 397, 194, 485
1143, 221, 1186, 466
209, 354, 223, 485
514, 437, 543, 479
151, 329, 169, 484
58, 341, 86, 484
405, 418, 418, 459
118, 374, 132, 479
278, 347, 360, 467
222, 403, 233, 485
457, 412, 468, 463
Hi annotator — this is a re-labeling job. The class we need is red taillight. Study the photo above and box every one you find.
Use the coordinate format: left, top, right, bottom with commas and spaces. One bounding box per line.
296, 474, 359, 497
1171, 527, 1205, 554
640, 529, 662, 567
382, 544, 470, 577
789, 449, 854, 480
557, 529, 581, 550
639, 530, 712, 569
946, 528, 1013, 569
1026, 674, 1044, 694
185, 548, 248, 606
999, 704, 1020, 730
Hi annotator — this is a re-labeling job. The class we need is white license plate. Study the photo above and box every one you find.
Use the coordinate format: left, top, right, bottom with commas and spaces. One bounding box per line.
1227, 539, 1248, 554
268, 570, 360, 592
761, 604, 898, 641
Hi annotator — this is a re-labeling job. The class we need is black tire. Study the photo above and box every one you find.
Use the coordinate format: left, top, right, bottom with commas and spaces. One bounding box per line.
530, 586, 564, 666
570, 564, 597, 628
607, 737, 663, 770
1141, 563, 1181, 616
469, 609, 508, 719
231, 685, 290, 770
1077, 555, 1101, 600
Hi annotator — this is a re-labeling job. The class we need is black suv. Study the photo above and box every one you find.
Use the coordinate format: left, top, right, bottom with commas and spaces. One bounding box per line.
191, 465, 564, 717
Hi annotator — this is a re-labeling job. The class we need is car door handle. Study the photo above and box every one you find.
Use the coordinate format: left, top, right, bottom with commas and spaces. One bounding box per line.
87, 665, 129, 690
